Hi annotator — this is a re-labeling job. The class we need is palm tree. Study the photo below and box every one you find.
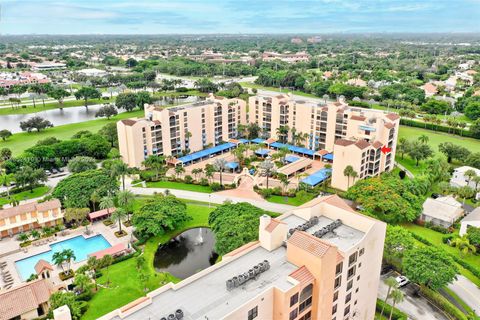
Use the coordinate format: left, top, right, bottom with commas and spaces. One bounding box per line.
259, 160, 275, 189
450, 236, 477, 257
52, 251, 66, 274
30, 229, 40, 240
100, 255, 114, 286
110, 207, 128, 234
90, 191, 100, 212
343, 165, 354, 188
418, 134, 429, 144
73, 274, 93, 294
17, 233, 29, 243
99, 195, 115, 218
472, 176, 480, 191
116, 190, 135, 222
87, 256, 100, 290
142, 155, 166, 181
213, 158, 228, 186
276, 125, 289, 143
388, 289, 404, 320
278, 173, 289, 194
464, 169, 477, 185
110, 161, 129, 191
63, 249, 76, 274
174, 165, 185, 179
278, 146, 289, 163
380, 276, 398, 319
53, 249, 76, 275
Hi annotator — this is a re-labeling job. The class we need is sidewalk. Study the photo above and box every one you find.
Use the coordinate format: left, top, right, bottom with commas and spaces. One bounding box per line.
129, 186, 295, 214
448, 275, 480, 315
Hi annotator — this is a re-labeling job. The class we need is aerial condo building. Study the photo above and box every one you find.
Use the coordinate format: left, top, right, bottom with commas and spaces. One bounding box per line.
99, 195, 386, 320
117, 93, 399, 190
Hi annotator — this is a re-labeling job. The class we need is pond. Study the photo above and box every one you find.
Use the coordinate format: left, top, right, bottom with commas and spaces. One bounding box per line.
0, 95, 201, 133
153, 227, 218, 279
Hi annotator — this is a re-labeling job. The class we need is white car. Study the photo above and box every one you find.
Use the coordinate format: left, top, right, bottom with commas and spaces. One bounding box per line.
395, 275, 409, 287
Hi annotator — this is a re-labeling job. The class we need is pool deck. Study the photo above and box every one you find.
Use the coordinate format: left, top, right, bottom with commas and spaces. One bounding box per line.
0, 221, 134, 288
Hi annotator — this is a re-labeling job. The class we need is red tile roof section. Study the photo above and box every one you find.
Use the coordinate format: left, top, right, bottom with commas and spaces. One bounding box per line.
34, 260, 53, 274
88, 208, 116, 220
354, 139, 371, 150
334, 139, 356, 147
384, 122, 395, 129
0, 199, 61, 220
120, 119, 137, 126
89, 243, 127, 259
288, 231, 333, 258
350, 115, 366, 121
386, 113, 400, 121
265, 219, 286, 233
289, 266, 315, 285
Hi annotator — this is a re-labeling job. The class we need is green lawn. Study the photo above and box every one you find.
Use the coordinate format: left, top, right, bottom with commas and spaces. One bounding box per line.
0, 110, 143, 156
82, 203, 214, 320
145, 181, 213, 193
402, 223, 480, 287
267, 194, 314, 206
0, 186, 50, 206
0, 98, 114, 115
396, 125, 480, 176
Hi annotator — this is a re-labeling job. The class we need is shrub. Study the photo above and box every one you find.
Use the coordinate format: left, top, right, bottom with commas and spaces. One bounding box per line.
199, 178, 209, 186
139, 170, 156, 182
420, 286, 467, 320
210, 182, 222, 191
184, 175, 193, 184
114, 230, 128, 238
259, 188, 273, 198
400, 118, 473, 138
442, 234, 455, 244
78, 300, 89, 314
59, 270, 75, 281
375, 299, 407, 320
424, 221, 451, 234
103, 219, 113, 226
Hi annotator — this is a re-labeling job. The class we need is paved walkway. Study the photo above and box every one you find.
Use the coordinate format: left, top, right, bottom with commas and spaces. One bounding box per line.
129, 187, 294, 214
448, 275, 480, 315
216, 175, 263, 201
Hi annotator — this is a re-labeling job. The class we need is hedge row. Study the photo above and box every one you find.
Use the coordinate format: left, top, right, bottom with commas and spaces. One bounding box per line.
420, 286, 467, 320
375, 299, 407, 320
400, 118, 477, 139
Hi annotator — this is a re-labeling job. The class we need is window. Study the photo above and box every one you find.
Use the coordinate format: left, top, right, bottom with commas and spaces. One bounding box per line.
359, 248, 365, 256
355, 288, 359, 293
334, 276, 342, 289
345, 293, 352, 304
290, 293, 299, 306
299, 284, 313, 302
347, 266, 356, 279
344, 305, 350, 316
348, 252, 357, 266
299, 311, 311, 320
248, 306, 258, 320
333, 291, 339, 302
289, 309, 298, 320
332, 304, 337, 315
335, 262, 343, 275
347, 280, 353, 291
299, 296, 312, 313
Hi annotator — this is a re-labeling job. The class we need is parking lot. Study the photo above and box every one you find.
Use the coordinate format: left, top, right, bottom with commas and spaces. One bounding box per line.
378, 271, 448, 320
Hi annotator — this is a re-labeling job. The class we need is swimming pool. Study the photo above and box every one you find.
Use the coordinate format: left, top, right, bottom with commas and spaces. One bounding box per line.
15, 235, 111, 281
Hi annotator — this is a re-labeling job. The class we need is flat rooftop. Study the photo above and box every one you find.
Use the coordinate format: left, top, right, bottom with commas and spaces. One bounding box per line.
115, 246, 297, 320
168, 99, 215, 112
281, 214, 364, 252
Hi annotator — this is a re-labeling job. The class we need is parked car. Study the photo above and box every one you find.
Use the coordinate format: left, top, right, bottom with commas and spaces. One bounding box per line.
51, 168, 58, 174
431, 193, 441, 199
395, 275, 409, 287
58, 167, 64, 173
45, 170, 52, 176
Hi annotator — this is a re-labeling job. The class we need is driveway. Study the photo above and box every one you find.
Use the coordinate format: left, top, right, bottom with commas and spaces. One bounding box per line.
448, 275, 480, 315
129, 186, 294, 214
378, 272, 448, 320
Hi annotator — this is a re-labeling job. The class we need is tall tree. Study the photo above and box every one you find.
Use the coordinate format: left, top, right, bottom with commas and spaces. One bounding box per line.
213, 158, 228, 186
258, 159, 275, 189
74, 87, 101, 108
142, 155, 166, 180
14, 166, 47, 192
110, 207, 128, 234
20, 116, 53, 132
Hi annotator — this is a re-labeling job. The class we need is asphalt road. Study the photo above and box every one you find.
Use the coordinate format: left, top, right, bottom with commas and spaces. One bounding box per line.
378, 272, 448, 320
448, 275, 480, 315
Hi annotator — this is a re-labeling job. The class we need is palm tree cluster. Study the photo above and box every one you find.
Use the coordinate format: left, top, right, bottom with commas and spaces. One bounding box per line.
378, 277, 405, 320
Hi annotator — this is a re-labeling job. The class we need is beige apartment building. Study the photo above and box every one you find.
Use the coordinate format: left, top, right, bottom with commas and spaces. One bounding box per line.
248, 94, 400, 190
98, 195, 386, 320
0, 199, 63, 239
117, 94, 247, 167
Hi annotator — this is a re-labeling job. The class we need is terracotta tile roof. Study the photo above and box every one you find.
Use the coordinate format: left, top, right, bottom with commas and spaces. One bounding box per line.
288, 231, 333, 258
265, 219, 286, 233
0, 200, 61, 220
372, 141, 383, 149
214, 96, 225, 100
334, 139, 355, 147
422, 83, 438, 94
34, 260, 53, 274
297, 194, 356, 213
275, 94, 287, 99
384, 122, 395, 129
317, 149, 330, 156
228, 139, 241, 144
385, 113, 400, 121
350, 115, 366, 121
355, 139, 371, 150
289, 266, 314, 285
153, 120, 161, 125
120, 119, 137, 126
88, 208, 115, 220
89, 243, 127, 259
0, 279, 54, 320
266, 138, 277, 144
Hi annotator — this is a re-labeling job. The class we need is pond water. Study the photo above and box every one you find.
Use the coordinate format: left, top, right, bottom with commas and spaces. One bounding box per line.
0, 95, 201, 133
153, 227, 218, 279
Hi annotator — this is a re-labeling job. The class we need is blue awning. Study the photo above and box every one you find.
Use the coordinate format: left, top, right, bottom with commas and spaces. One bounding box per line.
270, 142, 316, 157
251, 138, 266, 144
285, 155, 299, 163
226, 162, 239, 170
177, 142, 236, 164
255, 149, 270, 156
323, 153, 334, 161
301, 168, 332, 186
238, 139, 249, 144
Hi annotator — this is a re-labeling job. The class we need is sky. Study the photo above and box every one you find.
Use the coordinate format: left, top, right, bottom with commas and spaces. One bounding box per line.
0, 0, 479, 35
